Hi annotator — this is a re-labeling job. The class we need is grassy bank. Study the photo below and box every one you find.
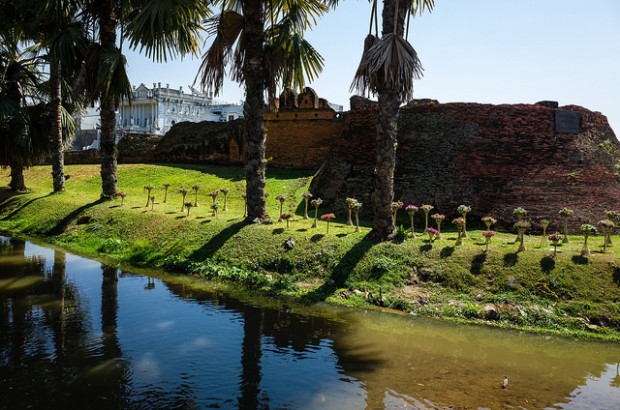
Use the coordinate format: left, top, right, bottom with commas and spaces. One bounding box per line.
2, 164, 620, 341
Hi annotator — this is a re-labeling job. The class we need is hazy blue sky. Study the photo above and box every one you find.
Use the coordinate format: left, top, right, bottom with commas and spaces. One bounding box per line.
125, 0, 620, 135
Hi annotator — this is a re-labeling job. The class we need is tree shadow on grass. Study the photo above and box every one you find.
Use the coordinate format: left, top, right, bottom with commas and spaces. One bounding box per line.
571, 255, 589, 265
272, 228, 285, 235
419, 244, 432, 253
48, 198, 106, 235
304, 238, 374, 302
540, 256, 556, 273
1, 192, 53, 221
470, 252, 487, 275
503, 252, 519, 267
310, 234, 324, 243
190, 221, 247, 261
613, 266, 620, 286
440, 246, 454, 259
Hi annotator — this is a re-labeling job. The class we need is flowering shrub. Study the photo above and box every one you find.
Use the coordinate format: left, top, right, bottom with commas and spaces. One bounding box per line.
310, 198, 323, 228
209, 190, 219, 203
452, 217, 465, 245
426, 227, 439, 243
421, 204, 434, 231
482, 230, 496, 252
457, 205, 471, 237
431, 213, 446, 238
481, 216, 497, 229
346, 198, 361, 225
280, 212, 294, 228
513, 207, 528, 219
514, 220, 531, 252
112, 192, 127, 206
580, 224, 597, 256
184, 201, 194, 216
559, 208, 574, 244
391, 201, 404, 225
220, 187, 229, 211
210, 201, 219, 219
179, 188, 189, 212
163, 183, 171, 203
276, 194, 287, 222
599, 219, 614, 253
144, 184, 154, 207
548, 232, 563, 242
320, 213, 336, 234
192, 185, 200, 206
302, 191, 313, 219
406, 205, 418, 238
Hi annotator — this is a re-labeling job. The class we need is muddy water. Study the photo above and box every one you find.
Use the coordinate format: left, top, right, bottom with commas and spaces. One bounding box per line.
1, 236, 619, 409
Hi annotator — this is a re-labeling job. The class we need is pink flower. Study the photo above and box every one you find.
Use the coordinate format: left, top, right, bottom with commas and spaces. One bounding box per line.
320, 213, 335, 221
482, 230, 496, 238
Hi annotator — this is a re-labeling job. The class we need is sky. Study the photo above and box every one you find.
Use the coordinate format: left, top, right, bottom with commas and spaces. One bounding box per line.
124, 0, 620, 136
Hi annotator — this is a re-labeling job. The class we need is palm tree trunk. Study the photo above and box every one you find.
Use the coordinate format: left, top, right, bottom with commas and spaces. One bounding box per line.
99, 0, 118, 198
242, 0, 268, 222
8, 161, 26, 191
49, 60, 65, 192
369, 0, 407, 242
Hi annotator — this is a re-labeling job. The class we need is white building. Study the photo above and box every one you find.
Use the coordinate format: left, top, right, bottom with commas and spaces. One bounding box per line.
117, 83, 244, 136
77, 82, 244, 148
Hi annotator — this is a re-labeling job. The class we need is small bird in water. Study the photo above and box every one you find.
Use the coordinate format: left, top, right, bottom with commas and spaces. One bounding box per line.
502, 376, 509, 389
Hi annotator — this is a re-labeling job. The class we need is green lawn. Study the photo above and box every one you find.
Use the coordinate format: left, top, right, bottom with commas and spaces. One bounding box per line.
2, 163, 620, 341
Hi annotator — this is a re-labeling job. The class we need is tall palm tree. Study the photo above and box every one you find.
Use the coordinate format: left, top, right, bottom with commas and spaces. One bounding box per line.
351, 0, 434, 241
75, 0, 209, 197
36, 1, 88, 193
196, 0, 329, 222
0, 29, 49, 191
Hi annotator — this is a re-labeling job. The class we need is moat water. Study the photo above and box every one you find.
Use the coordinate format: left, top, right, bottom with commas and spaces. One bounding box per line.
1, 235, 620, 409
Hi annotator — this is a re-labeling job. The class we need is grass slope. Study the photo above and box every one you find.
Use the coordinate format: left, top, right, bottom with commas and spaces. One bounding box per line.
2, 164, 620, 341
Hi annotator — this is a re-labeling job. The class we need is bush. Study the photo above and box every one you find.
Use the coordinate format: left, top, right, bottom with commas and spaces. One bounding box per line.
98, 238, 124, 253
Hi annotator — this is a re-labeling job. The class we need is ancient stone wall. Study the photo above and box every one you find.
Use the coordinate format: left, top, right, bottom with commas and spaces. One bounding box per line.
310, 100, 620, 229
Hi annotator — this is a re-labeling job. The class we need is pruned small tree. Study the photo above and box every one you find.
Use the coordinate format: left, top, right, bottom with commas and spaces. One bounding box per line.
302, 191, 313, 219
144, 185, 154, 207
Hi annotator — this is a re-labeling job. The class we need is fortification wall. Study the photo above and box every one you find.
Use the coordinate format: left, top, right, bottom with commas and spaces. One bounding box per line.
310, 99, 620, 228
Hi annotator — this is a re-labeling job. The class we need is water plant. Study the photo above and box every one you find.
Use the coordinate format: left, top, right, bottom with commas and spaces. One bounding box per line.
421, 204, 434, 231
163, 183, 171, 203
310, 198, 323, 228
144, 184, 154, 207
457, 205, 472, 237
482, 230, 496, 253
179, 188, 189, 212
220, 187, 229, 211
276, 194, 287, 222
320, 213, 335, 234
405, 205, 418, 238
580, 224, 597, 256
559, 207, 573, 244
302, 191, 313, 219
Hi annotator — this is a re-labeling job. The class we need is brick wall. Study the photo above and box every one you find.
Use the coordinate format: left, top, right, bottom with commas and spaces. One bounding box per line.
311, 101, 620, 229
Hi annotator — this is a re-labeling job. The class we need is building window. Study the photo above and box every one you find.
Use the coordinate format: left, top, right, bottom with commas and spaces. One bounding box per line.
228, 115, 234, 121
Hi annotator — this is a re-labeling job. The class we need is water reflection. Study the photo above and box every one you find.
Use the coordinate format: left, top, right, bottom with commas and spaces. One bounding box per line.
1, 236, 620, 409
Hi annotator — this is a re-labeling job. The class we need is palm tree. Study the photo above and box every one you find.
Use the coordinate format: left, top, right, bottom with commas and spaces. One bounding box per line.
34, 0, 88, 192
0, 29, 49, 191
75, 0, 209, 197
196, 0, 329, 222
351, 0, 434, 241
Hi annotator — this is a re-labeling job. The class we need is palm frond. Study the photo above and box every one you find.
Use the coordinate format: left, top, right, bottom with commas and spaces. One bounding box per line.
97, 49, 132, 107
351, 33, 422, 101
126, 0, 210, 62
